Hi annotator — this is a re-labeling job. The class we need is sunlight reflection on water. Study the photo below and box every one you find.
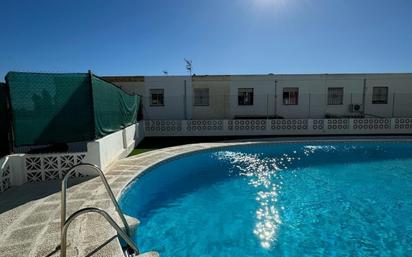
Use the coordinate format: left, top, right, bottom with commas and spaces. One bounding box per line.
214, 146, 329, 248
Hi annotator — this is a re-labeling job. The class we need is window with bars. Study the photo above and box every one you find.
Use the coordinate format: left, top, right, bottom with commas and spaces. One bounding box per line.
372, 87, 388, 104
238, 88, 254, 105
328, 87, 344, 105
150, 89, 164, 106
193, 88, 209, 106
283, 88, 299, 105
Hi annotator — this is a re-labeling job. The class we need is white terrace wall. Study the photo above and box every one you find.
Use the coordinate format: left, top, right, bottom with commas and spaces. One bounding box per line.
0, 122, 144, 192
0, 152, 87, 192
83, 122, 143, 171
144, 118, 412, 137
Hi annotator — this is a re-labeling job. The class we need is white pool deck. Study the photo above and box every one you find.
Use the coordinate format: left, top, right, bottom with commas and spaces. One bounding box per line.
0, 136, 411, 257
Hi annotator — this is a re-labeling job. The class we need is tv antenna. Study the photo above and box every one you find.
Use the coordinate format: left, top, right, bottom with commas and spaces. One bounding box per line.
184, 59, 192, 76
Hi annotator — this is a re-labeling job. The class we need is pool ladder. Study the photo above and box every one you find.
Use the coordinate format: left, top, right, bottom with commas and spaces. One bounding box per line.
60, 163, 140, 257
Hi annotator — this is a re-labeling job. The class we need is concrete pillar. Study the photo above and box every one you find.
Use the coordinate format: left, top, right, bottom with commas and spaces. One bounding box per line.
8, 154, 27, 186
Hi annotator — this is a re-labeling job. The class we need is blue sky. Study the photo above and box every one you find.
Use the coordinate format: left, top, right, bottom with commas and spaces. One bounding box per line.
0, 0, 411, 79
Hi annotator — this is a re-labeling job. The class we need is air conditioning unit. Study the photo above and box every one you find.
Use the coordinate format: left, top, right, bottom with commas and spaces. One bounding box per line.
349, 104, 363, 113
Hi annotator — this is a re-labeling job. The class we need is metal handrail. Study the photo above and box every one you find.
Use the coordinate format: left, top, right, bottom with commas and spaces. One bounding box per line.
61, 163, 130, 238
60, 207, 139, 257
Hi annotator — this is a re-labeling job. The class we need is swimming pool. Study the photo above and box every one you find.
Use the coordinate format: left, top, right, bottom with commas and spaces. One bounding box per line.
120, 141, 412, 256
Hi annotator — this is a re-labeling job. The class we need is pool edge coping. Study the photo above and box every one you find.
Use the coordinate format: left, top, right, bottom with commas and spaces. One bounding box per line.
115, 135, 412, 217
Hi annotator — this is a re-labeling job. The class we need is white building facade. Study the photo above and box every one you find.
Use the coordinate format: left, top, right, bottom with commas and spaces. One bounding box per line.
104, 73, 412, 120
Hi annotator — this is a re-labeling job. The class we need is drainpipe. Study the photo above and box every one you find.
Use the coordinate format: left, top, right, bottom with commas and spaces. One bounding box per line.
362, 78, 367, 117
274, 80, 277, 118
391, 93, 395, 118
308, 93, 311, 118
184, 80, 187, 120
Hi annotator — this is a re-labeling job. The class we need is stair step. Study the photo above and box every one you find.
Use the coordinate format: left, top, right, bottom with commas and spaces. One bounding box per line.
137, 251, 160, 257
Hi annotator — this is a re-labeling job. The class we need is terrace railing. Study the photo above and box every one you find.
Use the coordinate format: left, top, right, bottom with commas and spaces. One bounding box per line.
144, 118, 412, 137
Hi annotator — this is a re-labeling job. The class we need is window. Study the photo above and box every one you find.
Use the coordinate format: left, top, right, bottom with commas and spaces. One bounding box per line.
328, 87, 344, 105
150, 89, 164, 106
283, 88, 299, 105
372, 87, 388, 104
193, 88, 209, 106
238, 88, 254, 105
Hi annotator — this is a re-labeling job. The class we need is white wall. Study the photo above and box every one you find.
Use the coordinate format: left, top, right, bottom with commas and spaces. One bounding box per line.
274, 74, 365, 119
83, 122, 144, 171
227, 74, 363, 119
135, 121, 144, 145
229, 75, 276, 118
364, 76, 412, 117
275, 75, 323, 119
144, 76, 192, 120
322, 76, 364, 117
192, 76, 231, 119
226, 73, 412, 119
109, 73, 412, 120
145, 118, 412, 137
0, 123, 146, 192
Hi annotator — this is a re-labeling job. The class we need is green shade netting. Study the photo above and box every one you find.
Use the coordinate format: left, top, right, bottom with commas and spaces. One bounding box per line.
6, 72, 95, 146
92, 76, 139, 137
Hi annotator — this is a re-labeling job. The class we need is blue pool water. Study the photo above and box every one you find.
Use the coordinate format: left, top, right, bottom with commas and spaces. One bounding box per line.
120, 142, 412, 256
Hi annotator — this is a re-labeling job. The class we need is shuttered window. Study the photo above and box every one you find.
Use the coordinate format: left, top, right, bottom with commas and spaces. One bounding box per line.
283, 88, 299, 105
328, 87, 344, 105
194, 88, 209, 106
372, 87, 388, 104
150, 89, 164, 106
238, 88, 254, 105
